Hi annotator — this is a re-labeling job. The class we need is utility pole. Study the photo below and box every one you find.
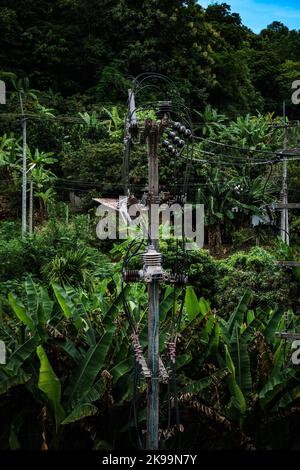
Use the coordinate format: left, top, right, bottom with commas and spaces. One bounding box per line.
121, 93, 188, 450
146, 122, 160, 450
29, 177, 33, 236
19, 91, 27, 239
281, 101, 289, 245
122, 116, 169, 450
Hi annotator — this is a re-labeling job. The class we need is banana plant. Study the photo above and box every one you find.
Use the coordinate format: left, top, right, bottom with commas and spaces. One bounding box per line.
0, 277, 133, 447
180, 286, 300, 430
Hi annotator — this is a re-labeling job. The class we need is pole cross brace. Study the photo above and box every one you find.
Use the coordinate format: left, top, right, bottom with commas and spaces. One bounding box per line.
159, 357, 170, 383
139, 355, 152, 379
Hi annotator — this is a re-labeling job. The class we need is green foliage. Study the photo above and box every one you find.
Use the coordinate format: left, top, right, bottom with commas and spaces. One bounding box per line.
214, 247, 293, 315
42, 248, 99, 292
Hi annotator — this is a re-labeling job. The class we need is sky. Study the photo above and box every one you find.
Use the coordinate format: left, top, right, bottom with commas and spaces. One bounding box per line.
199, 0, 300, 33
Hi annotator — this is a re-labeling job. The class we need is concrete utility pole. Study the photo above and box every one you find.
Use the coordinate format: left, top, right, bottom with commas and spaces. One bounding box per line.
19, 91, 27, 239
29, 177, 33, 236
281, 101, 289, 245
146, 122, 160, 450
0, 80, 6, 105
121, 96, 183, 450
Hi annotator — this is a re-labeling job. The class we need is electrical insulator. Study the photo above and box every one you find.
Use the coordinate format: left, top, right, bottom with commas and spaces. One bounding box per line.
122, 270, 142, 282
178, 139, 185, 148
170, 273, 188, 285
184, 128, 192, 138
175, 273, 188, 285
156, 101, 172, 119
179, 125, 186, 135
172, 122, 181, 131
173, 136, 180, 145
167, 144, 174, 153
162, 140, 170, 148
167, 130, 176, 139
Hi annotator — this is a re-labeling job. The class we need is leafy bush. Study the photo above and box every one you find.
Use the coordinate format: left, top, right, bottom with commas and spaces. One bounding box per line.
214, 247, 294, 316
0, 217, 115, 292
160, 240, 219, 299
42, 247, 113, 291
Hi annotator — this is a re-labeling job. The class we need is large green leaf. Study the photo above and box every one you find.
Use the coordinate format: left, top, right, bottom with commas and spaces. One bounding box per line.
264, 307, 285, 344
231, 330, 252, 395
226, 290, 252, 339
199, 297, 211, 317
181, 368, 228, 394
6, 334, 40, 374
8, 292, 34, 331
39, 287, 53, 324
52, 283, 73, 318
225, 344, 246, 416
81, 378, 107, 404
184, 287, 201, 323
36, 345, 65, 431
61, 403, 98, 425
0, 371, 31, 395
160, 288, 179, 323
66, 323, 116, 408
25, 277, 39, 321
52, 283, 81, 328
272, 384, 300, 411
176, 353, 192, 369
110, 357, 134, 384
200, 315, 215, 345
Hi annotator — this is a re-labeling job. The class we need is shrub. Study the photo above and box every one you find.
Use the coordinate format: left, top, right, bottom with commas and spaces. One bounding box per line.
214, 247, 294, 316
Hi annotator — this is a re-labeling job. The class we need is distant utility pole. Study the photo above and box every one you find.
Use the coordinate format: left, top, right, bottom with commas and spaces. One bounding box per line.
19, 91, 27, 239
0, 80, 6, 105
29, 177, 33, 236
281, 101, 289, 245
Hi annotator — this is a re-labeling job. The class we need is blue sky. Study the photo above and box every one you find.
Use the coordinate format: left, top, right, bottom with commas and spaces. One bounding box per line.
199, 0, 300, 33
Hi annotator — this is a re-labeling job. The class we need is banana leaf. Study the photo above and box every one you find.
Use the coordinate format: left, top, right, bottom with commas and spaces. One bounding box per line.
36, 345, 65, 431
226, 290, 252, 340
0, 371, 31, 395
6, 334, 40, 374
61, 403, 98, 425
181, 368, 228, 394
8, 292, 35, 331
52, 283, 81, 329
264, 306, 285, 344
184, 286, 201, 323
65, 323, 116, 408
110, 357, 134, 384
225, 344, 246, 416
272, 384, 300, 411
